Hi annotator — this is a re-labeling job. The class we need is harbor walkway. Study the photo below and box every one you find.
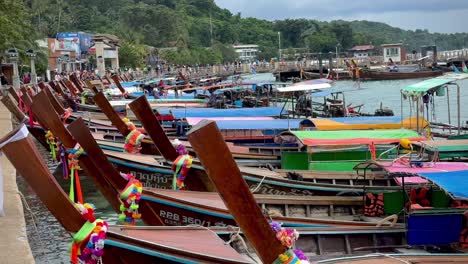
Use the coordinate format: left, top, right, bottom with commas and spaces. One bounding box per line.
0, 102, 35, 263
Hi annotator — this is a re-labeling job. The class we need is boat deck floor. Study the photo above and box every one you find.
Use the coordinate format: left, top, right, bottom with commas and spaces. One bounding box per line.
110, 226, 250, 262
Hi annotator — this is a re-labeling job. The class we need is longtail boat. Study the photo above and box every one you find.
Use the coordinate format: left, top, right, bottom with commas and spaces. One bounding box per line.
276, 129, 426, 172
186, 119, 468, 262
2, 122, 466, 262
68, 116, 405, 228
0, 124, 255, 263
357, 69, 443, 81
126, 95, 407, 194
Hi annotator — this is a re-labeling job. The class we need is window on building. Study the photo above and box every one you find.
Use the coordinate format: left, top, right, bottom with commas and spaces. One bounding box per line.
386, 47, 399, 56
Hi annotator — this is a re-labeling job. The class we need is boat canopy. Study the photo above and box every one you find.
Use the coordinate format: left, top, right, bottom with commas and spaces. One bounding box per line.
110, 81, 140, 89
276, 82, 332, 93
282, 129, 425, 146
195, 119, 304, 130
157, 106, 284, 119
186, 117, 274, 125
419, 170, 468, 200
373, 161, 468, 174
304, 116, 429, 131
401, 78, 454, 97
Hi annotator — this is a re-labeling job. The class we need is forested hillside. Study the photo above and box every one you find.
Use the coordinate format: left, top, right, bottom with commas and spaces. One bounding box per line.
3, 0, 468, 68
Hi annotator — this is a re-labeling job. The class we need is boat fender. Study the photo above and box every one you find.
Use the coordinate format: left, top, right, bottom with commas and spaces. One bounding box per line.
399, 138, 412, 150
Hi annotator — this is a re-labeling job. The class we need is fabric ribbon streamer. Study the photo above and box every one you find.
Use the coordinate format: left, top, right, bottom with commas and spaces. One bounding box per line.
68, 146, 86, 204
61, 108, 72, 124
70, 203, 107, 264
58, 142, 69, 179
122, 118, 145, 154
118, 173, 143, 225
270, 221, 310, 264
171, 154, 193, 190
45, 131, 58, 161
28, 107, 34, 128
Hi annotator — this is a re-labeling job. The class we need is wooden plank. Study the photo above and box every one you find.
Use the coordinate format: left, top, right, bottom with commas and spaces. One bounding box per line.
1, 94, 26, 122
187, 120, 285, 264
111, 74, 127, 94
21, 91, 49, 129
43, 85, 66, 115
69, 73, 84, 93
93, 91, 129, 136
128, 96, 178, 161
84, 80, 99, 94
7, 87, 19, 103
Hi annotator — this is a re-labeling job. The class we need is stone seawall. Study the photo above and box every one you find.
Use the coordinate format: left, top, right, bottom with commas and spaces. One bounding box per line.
0, 102, 35, 263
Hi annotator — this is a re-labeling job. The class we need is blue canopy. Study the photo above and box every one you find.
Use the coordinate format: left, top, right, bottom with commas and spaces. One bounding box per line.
110, 81, 140, 88
419, 170, 468, 200
322, 116, 403, 124
214, 119, 303, 130
158, 107, 284, 119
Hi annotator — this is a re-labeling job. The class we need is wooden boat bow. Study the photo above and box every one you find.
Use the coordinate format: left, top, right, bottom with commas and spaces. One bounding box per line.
187, 120, 285, 263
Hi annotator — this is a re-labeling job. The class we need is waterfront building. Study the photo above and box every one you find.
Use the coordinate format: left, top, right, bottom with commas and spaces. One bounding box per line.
232, 44, 259, 62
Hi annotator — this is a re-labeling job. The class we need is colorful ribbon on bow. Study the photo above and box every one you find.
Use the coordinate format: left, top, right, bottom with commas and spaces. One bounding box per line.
118, 173, 143, 225
270, 221, 310, 264
123, 118, 145, 154
71, 203, 107, 264
68, 147, 86, 204
45, 131, 58, 161
171, 154, 193, 190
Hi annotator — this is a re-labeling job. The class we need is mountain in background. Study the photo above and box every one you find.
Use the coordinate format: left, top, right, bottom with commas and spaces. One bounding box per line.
5, 0, 468, 67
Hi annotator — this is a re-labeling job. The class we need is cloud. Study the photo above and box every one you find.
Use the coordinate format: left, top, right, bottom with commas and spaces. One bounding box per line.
214, 0, 468, 33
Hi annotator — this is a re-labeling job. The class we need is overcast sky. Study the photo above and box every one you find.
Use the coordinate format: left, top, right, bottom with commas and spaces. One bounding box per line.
214, 0, 468, 33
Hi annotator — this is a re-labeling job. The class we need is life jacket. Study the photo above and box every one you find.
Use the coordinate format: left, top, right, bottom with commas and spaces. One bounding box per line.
451, 200, 468, 208
364, 193, 384, 217
406, 187, 431, 209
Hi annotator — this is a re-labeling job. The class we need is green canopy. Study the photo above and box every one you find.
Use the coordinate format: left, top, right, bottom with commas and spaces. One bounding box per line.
287, 129, 424, 146
401, 78, 454, 97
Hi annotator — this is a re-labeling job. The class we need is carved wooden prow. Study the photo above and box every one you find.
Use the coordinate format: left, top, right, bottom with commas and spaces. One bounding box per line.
7, 87, 19, 103
187, 120, 285, 264
0, 125, 85, 232
1, 94, 27, 122
20, 90, 49, 129
111, 74, 126, 95
129, 96, 178, 161
69, 73, 84, 93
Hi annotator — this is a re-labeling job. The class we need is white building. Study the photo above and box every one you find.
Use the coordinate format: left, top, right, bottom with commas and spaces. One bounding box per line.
232, 44, 259, 62
350, 45, 375, 58
382, 43, 406, 63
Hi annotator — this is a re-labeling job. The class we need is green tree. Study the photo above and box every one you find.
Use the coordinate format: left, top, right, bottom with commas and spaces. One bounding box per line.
119, 41, 147, 68
0, 0, 37, 63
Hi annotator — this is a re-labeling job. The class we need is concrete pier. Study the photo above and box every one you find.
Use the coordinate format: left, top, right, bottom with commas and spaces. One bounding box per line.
0, 103, 35, 263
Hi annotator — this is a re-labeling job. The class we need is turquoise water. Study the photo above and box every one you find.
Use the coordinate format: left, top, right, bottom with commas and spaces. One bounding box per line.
332, 79, 468, 125
19, 77, 468, 263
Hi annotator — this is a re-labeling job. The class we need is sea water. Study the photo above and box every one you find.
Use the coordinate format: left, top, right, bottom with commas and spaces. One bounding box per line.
18, 78, 468, 263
